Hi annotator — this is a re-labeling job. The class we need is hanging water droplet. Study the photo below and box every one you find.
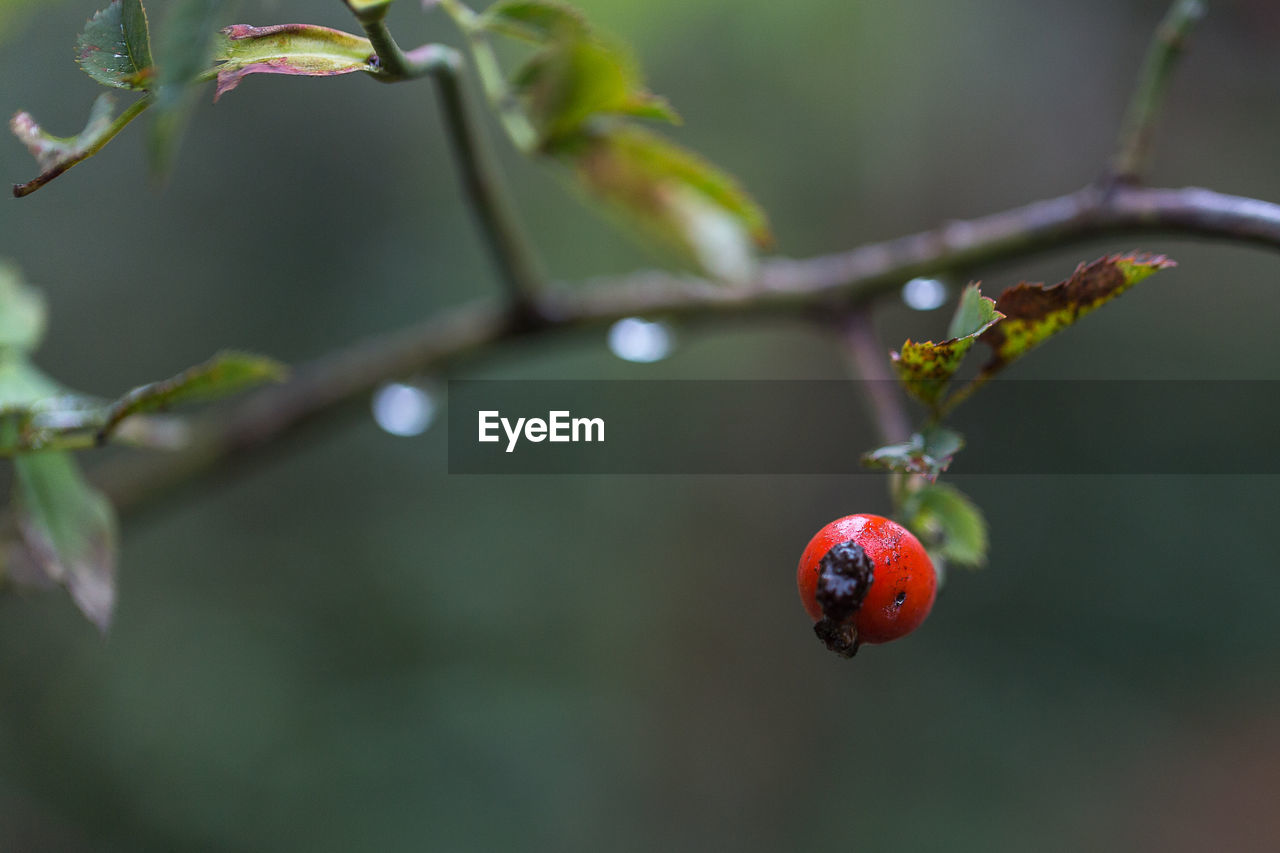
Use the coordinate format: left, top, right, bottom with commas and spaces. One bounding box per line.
371, 382, 436, 437
901, 277, 948, 311
607, 317, 673, 363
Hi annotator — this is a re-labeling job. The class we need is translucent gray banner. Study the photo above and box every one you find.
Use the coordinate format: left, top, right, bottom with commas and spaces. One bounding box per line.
446, 380, 1279, 474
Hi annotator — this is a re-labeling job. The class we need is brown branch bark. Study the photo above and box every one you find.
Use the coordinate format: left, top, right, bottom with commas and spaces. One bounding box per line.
836, 308, 911, 446
87, 182, 1280, 515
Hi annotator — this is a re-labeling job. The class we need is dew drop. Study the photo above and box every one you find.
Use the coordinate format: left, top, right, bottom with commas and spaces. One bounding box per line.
371, 381, 436, 437
901, 277, 948, 311
607, 317, 673, 364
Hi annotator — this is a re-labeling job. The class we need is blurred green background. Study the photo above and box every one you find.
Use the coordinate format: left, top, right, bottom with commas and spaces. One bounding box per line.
3, 0, 1279, 849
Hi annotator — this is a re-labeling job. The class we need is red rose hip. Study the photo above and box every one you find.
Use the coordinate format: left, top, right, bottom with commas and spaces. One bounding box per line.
797, 514, 937, 656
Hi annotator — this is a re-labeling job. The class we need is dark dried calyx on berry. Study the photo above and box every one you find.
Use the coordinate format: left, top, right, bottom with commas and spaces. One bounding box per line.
813, 540, 875, 657
814, 617, 860, 658
815, 540, 875, 623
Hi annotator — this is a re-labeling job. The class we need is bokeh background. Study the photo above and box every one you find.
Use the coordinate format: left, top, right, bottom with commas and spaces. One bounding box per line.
2, 0, 1279, 849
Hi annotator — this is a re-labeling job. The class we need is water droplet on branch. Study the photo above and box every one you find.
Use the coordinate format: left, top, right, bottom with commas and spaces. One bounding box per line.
371, 382, 437, 436
901, 277, 948, 311
608, 318, 674, 363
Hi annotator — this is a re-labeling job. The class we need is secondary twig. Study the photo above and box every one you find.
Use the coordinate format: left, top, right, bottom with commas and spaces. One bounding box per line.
1111, 0, 1206, 181
348, 1, 423, 81
332, 26, 548, 311
81, 182, 1280, 516
12, 95, 154, 198
428, 53, 547, 316
837, 308, 911, 445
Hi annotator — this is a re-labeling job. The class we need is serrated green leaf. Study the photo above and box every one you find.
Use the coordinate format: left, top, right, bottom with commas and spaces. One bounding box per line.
212, 24, 377, 100
149, 0, 228, 177
571, 125, 769, 282
947, 281, 1004, 340
12, 450, 118, 630
75, 0, 154, 90
979, 253, 1175, 376
892, 284, 1002, 407
100, 351, 286, 436
862, 425, 964, 483
0, 261, 47, 353
905, 481, 987, 567
120, 0, 151, 74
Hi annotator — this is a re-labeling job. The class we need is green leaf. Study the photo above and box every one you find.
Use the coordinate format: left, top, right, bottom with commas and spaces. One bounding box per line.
892, 284, 1002, 407
12, 2, 154, 196
512, 35, 679, 148
0, 0, 45, 44
0, 261, 47, 353
571, 125, 770, 282
0, 350, 280, 454
0, 352, 90, 453
459, 0, 771, 277
75, 0, 154, 90
478, 0, 587, 42
979, 253, 1175, 377
947, 281, 1004, 340
473, 0, 678, 149
862, 425, 964, 483
149, 0, 229, 177
12, 450, 118, 630
120, 0, 152, 74
212, 24, 377, 100
0, 358, 64, 414
100, 351, 286, 436
904, 481, 988, 567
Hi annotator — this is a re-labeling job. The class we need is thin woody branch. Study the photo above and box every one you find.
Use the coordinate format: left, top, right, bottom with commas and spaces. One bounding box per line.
1111, 0, 1206, 181
358, 36, 548, 310
428, 52, 548, 315
85, 182, 1280, 516
836, 308, 911, 446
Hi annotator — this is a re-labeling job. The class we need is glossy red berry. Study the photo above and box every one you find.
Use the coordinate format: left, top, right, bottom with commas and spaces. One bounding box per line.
797, 514, 937, 656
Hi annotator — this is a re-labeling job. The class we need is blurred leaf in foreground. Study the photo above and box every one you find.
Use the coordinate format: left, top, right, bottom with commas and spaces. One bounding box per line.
0, 260, 47, 353
489, 2, 678, 149
453, 0, 771, 281
11, 450, 118, 630
101, 351, 287, 436
570, 126, 770, 283
149, 0, 229, 177
0, 0, 51, 44
0, 263, 285, 628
